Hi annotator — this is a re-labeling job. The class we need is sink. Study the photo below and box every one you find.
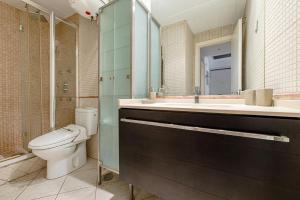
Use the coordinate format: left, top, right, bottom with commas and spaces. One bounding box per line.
154, 103, 241, 108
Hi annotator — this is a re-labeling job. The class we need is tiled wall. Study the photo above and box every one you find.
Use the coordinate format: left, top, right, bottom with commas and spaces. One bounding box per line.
245, 0, 300, 94
244, 0, 265, 90
194, 24, 234, 44
185, 24, 195, 95
0, 2, 50, 157
78, 16, 99, 159
55, 17, 77, 129
162, 21, 194, 95
265, 0, 298, 94
0, 5, 98, 161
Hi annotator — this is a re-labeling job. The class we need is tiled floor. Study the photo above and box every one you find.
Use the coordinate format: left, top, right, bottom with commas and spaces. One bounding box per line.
0, 158, 161, 200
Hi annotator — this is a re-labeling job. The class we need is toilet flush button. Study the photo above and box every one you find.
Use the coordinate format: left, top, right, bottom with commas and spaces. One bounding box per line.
73, 157, 79, 168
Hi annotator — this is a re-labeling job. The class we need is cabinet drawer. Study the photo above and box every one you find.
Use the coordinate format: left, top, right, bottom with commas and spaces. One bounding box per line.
119, 108, 300, 200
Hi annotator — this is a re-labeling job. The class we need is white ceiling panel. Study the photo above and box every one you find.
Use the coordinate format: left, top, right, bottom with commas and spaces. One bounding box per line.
31, 0, 75, 18
151, 0, 246, 33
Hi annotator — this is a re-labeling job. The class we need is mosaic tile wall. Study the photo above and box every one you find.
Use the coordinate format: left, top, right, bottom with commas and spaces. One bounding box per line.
0, 1, 50, 157
77, 16, 99, 159
265, 0, 299, 94
244, 0, 265, 90
194, 24, 234, 44
55, 19, 77, 129
162, 21, 195, 95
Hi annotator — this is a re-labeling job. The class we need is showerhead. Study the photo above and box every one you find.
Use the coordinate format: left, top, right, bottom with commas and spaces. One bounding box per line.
40, 15, 48, 23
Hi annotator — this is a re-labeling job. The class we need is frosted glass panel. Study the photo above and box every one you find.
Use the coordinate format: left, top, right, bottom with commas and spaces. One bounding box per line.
115, 46, 130, 70
99, 0, 131, 172
150, 20, 161, 92
114, 69, 131, 96
134, 2, 148, 98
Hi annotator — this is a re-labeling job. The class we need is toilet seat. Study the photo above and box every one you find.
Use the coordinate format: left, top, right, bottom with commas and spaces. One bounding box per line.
29, 124, 84, 150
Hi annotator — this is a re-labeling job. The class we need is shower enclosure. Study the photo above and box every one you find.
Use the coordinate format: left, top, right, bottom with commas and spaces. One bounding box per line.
99, 0, 161, 173
0, 0, 77, 163
0, 1, 50, 161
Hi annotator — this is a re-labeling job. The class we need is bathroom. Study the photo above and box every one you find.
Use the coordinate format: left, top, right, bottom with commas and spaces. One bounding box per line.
0, 0, 300, 199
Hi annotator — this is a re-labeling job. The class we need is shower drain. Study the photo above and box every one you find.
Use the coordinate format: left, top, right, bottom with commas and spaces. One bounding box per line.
103, 172, 114, 181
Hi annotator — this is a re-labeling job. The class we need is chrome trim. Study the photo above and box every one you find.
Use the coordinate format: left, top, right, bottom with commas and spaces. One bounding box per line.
0, 153, 35, 168
120, 118, 290, 143
55, 17, 78, 29
147, 12, 151, 96
136, 0, 150, 13
131, 0, 136, 98
21, 0, 49, 14
21, 0, 78, 28
50, 12, 56, 130
99, 0, 118, 13
98, 6, 102, 170
75, 23, 79, 108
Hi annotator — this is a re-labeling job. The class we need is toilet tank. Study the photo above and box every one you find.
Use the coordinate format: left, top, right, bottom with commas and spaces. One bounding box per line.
75, 108, 98, 136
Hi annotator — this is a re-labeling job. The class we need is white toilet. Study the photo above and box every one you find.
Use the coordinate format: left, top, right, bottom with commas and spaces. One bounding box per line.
29, 108, 98, 179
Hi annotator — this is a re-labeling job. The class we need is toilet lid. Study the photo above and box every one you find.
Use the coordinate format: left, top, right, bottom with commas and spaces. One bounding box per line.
28, 125, 83, 150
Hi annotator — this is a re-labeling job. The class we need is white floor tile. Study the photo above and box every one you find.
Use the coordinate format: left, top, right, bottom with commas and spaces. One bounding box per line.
0, 159, 161, 200
60, 168, 97, 193
57, 187, 96, 200
76, 158, 97, 172
96, 187, 116, 200
0, 180, 6, 186
0, 171, 39, 200
16, 169, 66, 200
33, 195, 57, 200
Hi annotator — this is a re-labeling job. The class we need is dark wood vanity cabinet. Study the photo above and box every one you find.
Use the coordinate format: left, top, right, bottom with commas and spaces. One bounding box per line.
119, 108, 300, 200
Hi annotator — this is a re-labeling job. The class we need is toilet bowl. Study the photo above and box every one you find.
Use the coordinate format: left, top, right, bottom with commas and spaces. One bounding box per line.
29, 108, 98, 179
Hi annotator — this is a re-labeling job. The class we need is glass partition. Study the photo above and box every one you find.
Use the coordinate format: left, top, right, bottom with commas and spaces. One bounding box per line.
99, 0, 160, 172
99, 0, 131, 172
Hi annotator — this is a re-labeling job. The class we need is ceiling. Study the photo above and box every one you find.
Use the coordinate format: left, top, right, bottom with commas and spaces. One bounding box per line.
3, 0, 246, 33
1, 0, 75, 18
151, 0, 246, 34
31, 0, 75, 18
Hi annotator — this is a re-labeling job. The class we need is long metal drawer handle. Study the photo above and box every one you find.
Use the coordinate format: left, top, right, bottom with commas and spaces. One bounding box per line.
120, 118, 290, 143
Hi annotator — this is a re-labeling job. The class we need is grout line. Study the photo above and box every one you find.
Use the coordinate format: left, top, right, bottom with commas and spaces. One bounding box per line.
31, 194, 57, 200
57, 186, 91, 195
54, 175, 68, 200
14, 169, 43, 200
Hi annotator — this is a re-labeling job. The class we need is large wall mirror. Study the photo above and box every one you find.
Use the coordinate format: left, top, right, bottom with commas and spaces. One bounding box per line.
151, 0, 268, 96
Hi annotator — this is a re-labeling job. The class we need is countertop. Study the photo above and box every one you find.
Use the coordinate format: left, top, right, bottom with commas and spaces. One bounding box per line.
119, 99, 300, 118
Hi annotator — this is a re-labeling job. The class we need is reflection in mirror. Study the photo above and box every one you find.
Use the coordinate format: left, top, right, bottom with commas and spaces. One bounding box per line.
151, 0, 247, 96
201, 42, 232, 95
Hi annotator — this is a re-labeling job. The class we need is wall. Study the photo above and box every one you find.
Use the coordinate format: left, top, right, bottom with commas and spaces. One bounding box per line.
55, 16, 77, 129
185, 24, 195, 95
245, 0, 300, 95
194, 24, 234, 44
162, 21, 194, 95
78, 16, 99, 159
244, 0, 265, 90
59, 14, 98, 159
265, 0, 299, 94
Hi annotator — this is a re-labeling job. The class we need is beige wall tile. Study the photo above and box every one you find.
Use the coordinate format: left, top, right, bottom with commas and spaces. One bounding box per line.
78, 16, 99, 159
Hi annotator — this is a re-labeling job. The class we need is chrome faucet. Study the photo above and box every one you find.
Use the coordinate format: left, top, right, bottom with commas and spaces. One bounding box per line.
194, 86, 201, 104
